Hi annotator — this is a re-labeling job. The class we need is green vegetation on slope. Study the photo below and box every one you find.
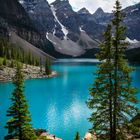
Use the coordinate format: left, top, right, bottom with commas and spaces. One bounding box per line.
0, 37, 40, 66
0, 37, 52, 74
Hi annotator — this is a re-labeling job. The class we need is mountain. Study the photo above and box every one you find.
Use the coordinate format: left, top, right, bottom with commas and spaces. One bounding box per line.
0, 0, 39, 44
78, 7, 90, 15
0, 0, 55, 60
93, 7, 106, 19
93, 2, 140, 40
92, 8, 112, 25
20, 0, 140, 58
20, 0, 55, 34
77, 8, 105, 40
0, 0, 140, 59
20, 0, 101, 57
123, 2, 140, 40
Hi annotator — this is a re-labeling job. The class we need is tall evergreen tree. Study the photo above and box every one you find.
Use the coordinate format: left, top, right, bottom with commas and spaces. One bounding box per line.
87, 1, 138, 139
87, 24, 114, 139
74, 132, 80, 140
40, 57, 43, 72
5, 64, 37, 140
45, 58, 51, 75
112, 0, 138, 139
3, 56, 7, 66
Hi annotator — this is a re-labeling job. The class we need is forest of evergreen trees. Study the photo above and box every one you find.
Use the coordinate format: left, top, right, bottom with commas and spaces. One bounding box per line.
0, 37, 40, 67
0, 37, 52, 75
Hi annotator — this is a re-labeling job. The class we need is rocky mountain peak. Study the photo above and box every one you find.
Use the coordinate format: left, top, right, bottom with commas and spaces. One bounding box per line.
21, 0, 50, 11
78, 7, 90, 14
16, 0, 140, 57
20, 0, 55, 33
94, 7, 104, 15
51, 0, 72, 11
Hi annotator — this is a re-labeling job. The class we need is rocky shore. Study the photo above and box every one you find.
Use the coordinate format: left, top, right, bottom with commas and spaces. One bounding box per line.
0, 64, 57, 82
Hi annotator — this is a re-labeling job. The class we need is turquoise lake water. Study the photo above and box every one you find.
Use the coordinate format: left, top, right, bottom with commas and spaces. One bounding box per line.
0, 59, 140, 140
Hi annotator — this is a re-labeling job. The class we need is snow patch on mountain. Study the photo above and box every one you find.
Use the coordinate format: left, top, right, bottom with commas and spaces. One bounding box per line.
19, 0, 24, 4
131, 8, 139, 12
125, 37, 139, 44
50, 5, 69, 40
46, 33, 85, 56
79, 27, 85, 33
46, 32, 57, 45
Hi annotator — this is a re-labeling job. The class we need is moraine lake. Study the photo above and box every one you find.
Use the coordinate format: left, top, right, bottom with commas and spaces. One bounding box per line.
0, 59, 140, 140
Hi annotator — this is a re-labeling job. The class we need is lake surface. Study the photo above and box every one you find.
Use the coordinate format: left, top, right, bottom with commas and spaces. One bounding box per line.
0, 59, 140, 140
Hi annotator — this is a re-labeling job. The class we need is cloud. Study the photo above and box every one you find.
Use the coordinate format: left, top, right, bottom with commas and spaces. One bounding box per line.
47, 0, 140, 13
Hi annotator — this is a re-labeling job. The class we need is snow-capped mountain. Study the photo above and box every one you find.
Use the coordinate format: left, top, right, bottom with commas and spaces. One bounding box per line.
92, 2, 140, 40
9, 0, 140, 58
20, 0, 100, 57
1, 0, 139, 59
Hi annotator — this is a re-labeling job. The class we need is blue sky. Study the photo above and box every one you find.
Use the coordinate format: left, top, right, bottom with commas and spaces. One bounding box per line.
48, 0, 140, 13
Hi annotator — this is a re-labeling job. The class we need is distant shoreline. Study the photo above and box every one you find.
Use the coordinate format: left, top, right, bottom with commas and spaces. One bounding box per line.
54, 59, 140, 65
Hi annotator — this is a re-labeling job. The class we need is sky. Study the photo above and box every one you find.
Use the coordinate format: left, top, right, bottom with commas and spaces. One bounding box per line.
47, 0, 140, 13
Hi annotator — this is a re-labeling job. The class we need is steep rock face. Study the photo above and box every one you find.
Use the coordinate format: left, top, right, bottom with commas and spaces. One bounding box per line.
49, 0, 100, 56
0, 0, 31, 27
17, 0, 140, 58
50, 0, 80, 41
0, 0, 56, 59
21, 0, 56, 34
78, 7, 90, 15
20, 0, 100, 57
92, 7, 112, 25
77, 7, 94, 21
123, 3, 140, 40
78, 7, 105, 40
0, 17, 9, 37
92, 3, 140, 40
0, 0, 41, 45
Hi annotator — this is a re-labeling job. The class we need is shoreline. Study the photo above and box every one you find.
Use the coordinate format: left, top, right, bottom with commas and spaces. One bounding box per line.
0, 64, 58, 83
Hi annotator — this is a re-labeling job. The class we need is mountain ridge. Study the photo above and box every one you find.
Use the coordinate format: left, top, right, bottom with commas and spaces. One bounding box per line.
0, 0, 140, 60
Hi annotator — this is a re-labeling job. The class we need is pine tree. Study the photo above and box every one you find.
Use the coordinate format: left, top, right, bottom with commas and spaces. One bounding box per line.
112, 0, 138, 139
0, 59, 2, 66
10, 60, 15, 68
87, 1, 138, 139
3, 56, 7, 66
28, 52, 32, 65
45, 58, 51, 75
35, 57, 40, 66
11, 45, 16, 59
40, 57, 43, 72
74, 132, 80, 140
5, 64, 37, 140
87, 24, 114, 139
